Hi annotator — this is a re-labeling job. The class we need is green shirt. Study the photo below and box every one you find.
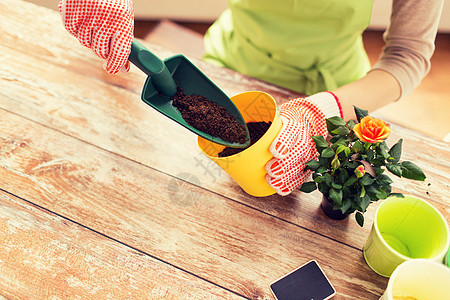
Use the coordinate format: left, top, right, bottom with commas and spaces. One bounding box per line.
203, 0, 373, 95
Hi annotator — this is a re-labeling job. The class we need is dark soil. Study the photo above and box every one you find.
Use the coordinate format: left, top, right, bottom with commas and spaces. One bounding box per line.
171, 88, 247, 144
218, 121, 271, 157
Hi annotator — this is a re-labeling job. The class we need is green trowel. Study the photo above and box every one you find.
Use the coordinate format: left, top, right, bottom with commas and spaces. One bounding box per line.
128, 39, 250, 148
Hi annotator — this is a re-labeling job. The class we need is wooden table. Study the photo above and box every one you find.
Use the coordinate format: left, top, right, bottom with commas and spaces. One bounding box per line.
1, 1, 449, 299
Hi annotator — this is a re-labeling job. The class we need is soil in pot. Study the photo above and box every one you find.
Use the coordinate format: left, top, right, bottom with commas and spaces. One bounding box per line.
218, 121, 272, 157
171, 87, 247, 144
321, 195, 349, 220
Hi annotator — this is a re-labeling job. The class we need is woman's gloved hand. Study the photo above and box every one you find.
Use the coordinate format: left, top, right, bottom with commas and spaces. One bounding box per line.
58, 0, 134, 74
265, 92, 343, 196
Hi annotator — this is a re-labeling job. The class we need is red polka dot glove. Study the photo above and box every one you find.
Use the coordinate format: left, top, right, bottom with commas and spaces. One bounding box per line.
58, 0, 134, 74
265, 92, 343, 196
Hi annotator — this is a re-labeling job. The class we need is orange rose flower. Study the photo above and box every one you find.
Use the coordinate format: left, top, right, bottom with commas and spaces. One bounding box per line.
353, 116, 391, 143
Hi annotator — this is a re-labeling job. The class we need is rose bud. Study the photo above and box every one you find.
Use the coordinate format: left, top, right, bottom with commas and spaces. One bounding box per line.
355, 165, 366, 178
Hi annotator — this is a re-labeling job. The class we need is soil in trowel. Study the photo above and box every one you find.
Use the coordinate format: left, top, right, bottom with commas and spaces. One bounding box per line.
218, 121, 271, 157
171, 87, 247, 144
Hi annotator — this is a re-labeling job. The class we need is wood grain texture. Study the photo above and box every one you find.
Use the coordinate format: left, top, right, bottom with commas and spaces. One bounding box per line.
1, 0, 447, 249
0, 191, 244, 299
0, 1, 448, 299
0, 108, 387, 299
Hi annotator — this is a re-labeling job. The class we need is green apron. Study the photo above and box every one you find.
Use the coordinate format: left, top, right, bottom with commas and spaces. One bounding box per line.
203, 0, 373, 95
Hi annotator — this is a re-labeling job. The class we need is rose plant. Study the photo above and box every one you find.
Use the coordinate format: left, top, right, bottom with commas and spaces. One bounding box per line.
300, 106, 426, 227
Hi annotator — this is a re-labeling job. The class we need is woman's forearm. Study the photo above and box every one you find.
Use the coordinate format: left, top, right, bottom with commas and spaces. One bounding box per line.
333, 69, 401, 121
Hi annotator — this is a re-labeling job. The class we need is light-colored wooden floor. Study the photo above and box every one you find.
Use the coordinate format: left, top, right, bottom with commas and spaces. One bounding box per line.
135, 20, 450, 141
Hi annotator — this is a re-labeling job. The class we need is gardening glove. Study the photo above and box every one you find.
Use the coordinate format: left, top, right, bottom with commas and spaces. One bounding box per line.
265, 92, 343, 196
58, 0, 134, 74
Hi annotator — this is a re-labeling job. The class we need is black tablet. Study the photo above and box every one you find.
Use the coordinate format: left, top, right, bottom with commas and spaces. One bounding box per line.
270, 260, 336, 300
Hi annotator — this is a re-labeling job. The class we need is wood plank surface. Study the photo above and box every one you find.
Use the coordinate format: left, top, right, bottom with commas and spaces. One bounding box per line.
0, 191, 244, 299
1, 1, 448, 299
1, 0, 447, 250
0, 107, 387, 298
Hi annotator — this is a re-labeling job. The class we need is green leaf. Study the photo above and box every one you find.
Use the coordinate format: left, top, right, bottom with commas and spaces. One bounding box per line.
344, 147, 351, 157
329, 135, 341, 144
312, 135, 328, 151
299, 182, 318, 193
358, 194, 372, 211
329, 188, 343, 206
354, 106, 369, 122
360, 186, 366, 198
344, 176, 358, 187
355, 212, 365, 227
377, 142, 390, 160
386, 163, 402, 177
376, 174, 393, 186
359, 174, 375, 186
327, 116, 347, 126
326, 117, 346, 134
347, 119, 356, 131
331, 126, 351, 136
389, 139, 403, 163
314, 175, 324, 183
326, 120, 338, 133
341, 186, 351, 197
318, 182, 330, 195
317, 166, 328, 174
335, 145, 347, 155
390, 192, 404, 198
323, 173, 333, 186
335, 137, 351, 146
401, 161, 426, 181
305, 159, 321, 171
353, 140, 365, 153
365, 184, 380, 198
371, 157, 386, 168
336, 145, 351, 158
321, 147, 335, 158
337, 169, 349, 184
384, 184, 392, 197
340, 198, 352, 214
331, 182, 342, 189
375, 189, 388, 199
374, 166, 385, 175
343, 159, 358, 167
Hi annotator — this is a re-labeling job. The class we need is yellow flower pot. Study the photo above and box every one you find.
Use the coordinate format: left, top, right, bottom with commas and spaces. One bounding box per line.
198, 91, 282, 197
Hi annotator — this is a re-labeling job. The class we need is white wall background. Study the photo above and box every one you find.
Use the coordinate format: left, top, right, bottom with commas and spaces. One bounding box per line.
26, 0, 450, 32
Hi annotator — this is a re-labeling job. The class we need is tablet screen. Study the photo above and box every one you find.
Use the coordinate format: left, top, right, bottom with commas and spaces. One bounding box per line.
270, 260, 336, 300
